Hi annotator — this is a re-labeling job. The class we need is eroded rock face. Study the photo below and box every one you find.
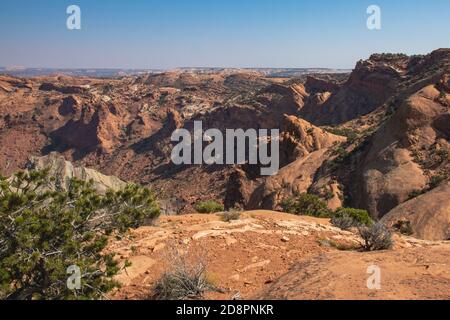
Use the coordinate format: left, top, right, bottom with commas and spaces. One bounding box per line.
300, 57, 405, 125
280, 115, 345, 162
0, 75, 33, 92
299, 50, 450, 127
224, 167, 256, 210
27, 152, 126, 193
350, 84, 449, 219
382, 182, 450, 241
39, 82, 88, 95
248, 115, 346, 210
304, 75, 341, 94
248, 150, 330, 210
58, 96, 80, 116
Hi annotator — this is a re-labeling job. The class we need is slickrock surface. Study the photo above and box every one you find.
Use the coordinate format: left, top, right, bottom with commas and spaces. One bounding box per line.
108, 211, 450, 300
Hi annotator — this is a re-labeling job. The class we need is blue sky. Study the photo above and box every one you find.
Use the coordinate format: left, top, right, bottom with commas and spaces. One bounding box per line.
0, 0, 449, 69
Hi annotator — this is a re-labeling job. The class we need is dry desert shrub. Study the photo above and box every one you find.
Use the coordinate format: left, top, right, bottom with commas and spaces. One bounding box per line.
393, 220, 414, 236
194, 200, 224, 214
358, 222, 394, 251
220, 210, 241, 222
331, 213, 356, 231
331, 208, 373, 230
152, 248, 218, 300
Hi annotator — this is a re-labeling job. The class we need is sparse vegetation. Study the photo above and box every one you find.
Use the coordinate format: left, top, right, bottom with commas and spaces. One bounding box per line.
411, 149, 424, 166
429, 174, 447, 189
358, 223, 394, 251
194, 200, 224, 214
320, 185, 335, 200
220, 210, 241, 222
370, 53, 409, 61
411, 146, 449, 169
393, 220, 414, 236
330, 146, 351, 165
331, 213, 357, 231
407, 173, 448, 200
435, 149, 449, 164
333, 208, 373, 228
152, 250, 217, 300
0, 169, 160, 300
408, 189, 426, 200
281, 193, 331, 218
384, 101, 398, 119
323, 126, 359, 143
317, 238, 360, 251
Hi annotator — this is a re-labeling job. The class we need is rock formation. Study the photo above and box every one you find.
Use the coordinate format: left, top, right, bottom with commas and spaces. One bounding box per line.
0, 49, 449, 240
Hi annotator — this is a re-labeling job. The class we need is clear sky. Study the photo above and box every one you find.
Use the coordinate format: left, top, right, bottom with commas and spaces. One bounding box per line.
0, 0, 449, 69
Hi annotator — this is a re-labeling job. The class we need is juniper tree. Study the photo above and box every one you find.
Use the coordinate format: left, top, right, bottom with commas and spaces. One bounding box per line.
0, 169, 159, 300
281, 193, 331, 218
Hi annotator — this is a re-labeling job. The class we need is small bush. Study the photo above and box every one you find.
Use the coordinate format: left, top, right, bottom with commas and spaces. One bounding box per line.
393, 220, 414, 236
331, 214, 356, 231
220, 210, 241, 222
435, 149, 449, 164
152, 250, 216, 300
194, 200, 224, 214
429, 175, 447, 189
332, 147, 350, 164
321, 186, 335, 200
323, 127, 359, 142
408, 189, 425, 200
281, 193, 331, 218
333, 208, 373, 228
358, 223, 394, 251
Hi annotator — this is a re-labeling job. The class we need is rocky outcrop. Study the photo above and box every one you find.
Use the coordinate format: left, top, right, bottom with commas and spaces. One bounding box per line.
224, 167, 255, 210
350, 84, 449, 219
248, 115, 346, 210
27, 152, 126, 193
50, 103, 124, 154
300, 56, 405, 125
304, 76, 340, 94
0, 75, 33, 92
58, 96, 81, 116
382, 181, 450, 241
260, 243, 450, 300
280, 115, 345, 163
39, 82, 88, 95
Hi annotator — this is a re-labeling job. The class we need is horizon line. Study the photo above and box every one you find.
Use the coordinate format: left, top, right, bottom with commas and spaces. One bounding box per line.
0, 66, 353, 71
